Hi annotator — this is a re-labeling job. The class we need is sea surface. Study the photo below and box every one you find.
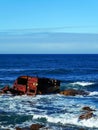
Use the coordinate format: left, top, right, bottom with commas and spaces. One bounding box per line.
0, 54, 98, 130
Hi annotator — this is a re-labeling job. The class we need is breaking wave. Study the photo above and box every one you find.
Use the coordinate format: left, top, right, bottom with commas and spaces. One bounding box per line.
89, 91, 98, 96
33, 113, 98, 128
70, 81, 95, 87
0, 94, 98, 129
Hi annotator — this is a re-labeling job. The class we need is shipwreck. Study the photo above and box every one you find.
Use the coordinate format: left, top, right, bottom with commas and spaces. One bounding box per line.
0, 76, 60, 95
0, 75, 89, 96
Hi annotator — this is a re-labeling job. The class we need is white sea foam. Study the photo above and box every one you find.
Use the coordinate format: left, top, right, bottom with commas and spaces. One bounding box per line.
33, 113, 98, 128
89, 91, 98, 96
70, 81, 94, 86
0, 94, 98, 129
0, 125, 15, 130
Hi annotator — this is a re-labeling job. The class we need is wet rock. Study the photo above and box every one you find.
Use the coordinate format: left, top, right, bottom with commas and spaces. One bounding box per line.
82, 106, 95, 112
60, 89, 88, 96
79, 106, 96, 120
79, 128, 85, 130
79, 112, 94, 120
15, 124, 44, 130
16, 127, 22, 130
30, 124, 44, 130
60, 89, 78, 96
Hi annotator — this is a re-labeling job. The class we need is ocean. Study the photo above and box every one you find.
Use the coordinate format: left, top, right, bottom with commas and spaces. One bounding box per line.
0, 54, 98, 130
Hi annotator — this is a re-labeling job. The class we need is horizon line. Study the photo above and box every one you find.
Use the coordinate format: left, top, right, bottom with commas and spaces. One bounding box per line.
0, 53, 98, 55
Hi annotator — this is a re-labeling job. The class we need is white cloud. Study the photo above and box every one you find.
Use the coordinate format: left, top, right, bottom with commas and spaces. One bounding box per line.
0, 32, 98, 54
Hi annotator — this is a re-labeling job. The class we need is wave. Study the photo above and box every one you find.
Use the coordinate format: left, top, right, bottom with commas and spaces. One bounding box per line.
60, 81, 96, 91
0, 94, 98, 129
33, 113, 98, 128
89, 91, 98, 96
70, 81, 95, 87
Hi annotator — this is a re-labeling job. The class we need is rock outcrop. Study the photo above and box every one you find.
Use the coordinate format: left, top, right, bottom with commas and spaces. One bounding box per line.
30, 124, 44, 130
60, 89, 89, 96
79, 106, 96, 120
82, 106, 95, 112
79, 112, 93, 120
16, 123, 44, 130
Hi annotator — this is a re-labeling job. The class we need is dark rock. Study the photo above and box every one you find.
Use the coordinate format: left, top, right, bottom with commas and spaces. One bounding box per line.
60, 89, 78, 96
15, 124, 47, 130
16, 127, 29, 130
30, 124, 44, 130
79, 112, 93, 120
60, 89, 88, 96
82, 106, 95, 112
16, 127, 22, 130
79, 128, 85, 130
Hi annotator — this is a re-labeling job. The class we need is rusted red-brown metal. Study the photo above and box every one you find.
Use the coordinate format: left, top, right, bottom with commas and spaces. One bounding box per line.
13, 76, 38, 95
0, 76, 60, 96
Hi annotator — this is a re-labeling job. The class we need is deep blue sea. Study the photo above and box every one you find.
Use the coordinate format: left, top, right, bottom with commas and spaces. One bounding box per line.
0, 54, 98, 130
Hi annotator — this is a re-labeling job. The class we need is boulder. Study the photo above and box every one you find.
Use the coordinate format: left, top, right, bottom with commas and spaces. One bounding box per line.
79, 112, 93, 120
60, 89, 88, 96
60, 89, 78, 96
30, 124, 44, 130
82, 106, 95, 112
16, 127, 30, 130
15, 124, 44, 130
16, 127, 22, 130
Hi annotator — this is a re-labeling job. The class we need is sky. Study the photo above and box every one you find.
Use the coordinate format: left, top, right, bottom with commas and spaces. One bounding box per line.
0, 0, 98, 54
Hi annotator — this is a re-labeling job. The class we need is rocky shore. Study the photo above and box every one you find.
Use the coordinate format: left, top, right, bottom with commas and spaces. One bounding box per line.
16, 124, 45, 130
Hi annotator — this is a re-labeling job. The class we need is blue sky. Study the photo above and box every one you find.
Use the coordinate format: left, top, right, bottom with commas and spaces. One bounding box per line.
0, 0, 98, 54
